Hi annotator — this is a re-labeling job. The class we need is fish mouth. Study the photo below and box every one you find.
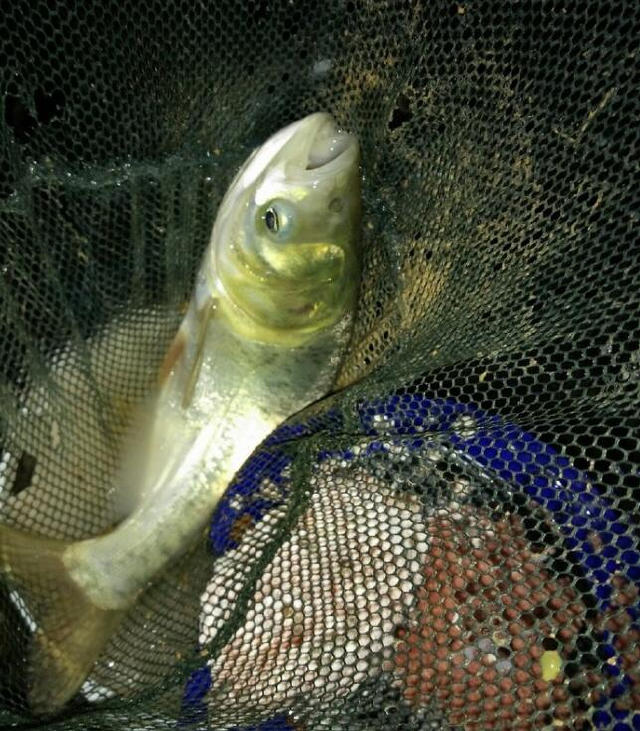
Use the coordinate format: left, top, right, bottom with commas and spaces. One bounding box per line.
303, 113, 358, 171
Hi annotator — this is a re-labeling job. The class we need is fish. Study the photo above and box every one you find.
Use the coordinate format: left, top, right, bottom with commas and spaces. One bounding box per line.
0, 112, 361, 715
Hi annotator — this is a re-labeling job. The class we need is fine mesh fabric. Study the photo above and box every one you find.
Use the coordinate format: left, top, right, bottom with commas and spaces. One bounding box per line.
1, 1, 639, 729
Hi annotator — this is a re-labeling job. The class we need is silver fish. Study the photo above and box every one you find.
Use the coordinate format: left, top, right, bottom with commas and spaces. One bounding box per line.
0, 112, 361, 714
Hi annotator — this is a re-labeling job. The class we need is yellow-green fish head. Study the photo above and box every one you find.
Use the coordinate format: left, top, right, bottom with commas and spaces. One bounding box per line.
210, 112, 361, 345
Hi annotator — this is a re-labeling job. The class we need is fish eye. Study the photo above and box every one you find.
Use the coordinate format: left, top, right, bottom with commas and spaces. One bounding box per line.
264, 207, 279, 233
259, 200, 296, 240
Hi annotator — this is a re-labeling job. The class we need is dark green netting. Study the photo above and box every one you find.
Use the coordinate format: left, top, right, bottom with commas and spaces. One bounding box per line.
1, 1, 639, 728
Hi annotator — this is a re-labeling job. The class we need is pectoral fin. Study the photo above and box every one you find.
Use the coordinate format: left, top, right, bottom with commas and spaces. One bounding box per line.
180, 302, 215, 409
157, 300, 215, 409
0, 524, 123, 715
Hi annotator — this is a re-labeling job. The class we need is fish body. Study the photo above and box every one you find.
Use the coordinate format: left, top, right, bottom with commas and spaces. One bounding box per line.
0, 113, 361, 713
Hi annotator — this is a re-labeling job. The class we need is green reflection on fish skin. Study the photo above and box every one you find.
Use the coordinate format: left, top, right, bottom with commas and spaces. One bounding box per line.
214, 114, 361, 346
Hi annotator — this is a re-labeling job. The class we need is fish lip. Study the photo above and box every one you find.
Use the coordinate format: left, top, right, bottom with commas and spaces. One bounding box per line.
243, 113, 359, 205
292, 112, 359, 175
305, 116, 358, 170
306, 135, 358, 174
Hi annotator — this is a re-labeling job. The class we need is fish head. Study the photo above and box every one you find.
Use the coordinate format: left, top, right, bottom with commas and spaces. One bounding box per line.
209, 113, 361, 345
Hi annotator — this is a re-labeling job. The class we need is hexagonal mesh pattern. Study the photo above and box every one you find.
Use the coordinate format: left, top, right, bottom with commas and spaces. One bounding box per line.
1, 0, 639, 729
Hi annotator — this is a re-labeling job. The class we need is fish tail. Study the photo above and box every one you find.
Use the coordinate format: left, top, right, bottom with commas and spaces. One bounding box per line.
0, 524, 122, 715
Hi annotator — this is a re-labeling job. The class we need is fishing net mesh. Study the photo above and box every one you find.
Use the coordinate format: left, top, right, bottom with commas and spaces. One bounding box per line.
1, 0, 639, 728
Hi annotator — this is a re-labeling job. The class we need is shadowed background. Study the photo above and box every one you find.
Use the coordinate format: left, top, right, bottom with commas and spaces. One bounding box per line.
0, 1, 639, 728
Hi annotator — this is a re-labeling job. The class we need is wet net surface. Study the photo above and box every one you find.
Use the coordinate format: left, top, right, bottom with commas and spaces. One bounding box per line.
1, 0, 639, 728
